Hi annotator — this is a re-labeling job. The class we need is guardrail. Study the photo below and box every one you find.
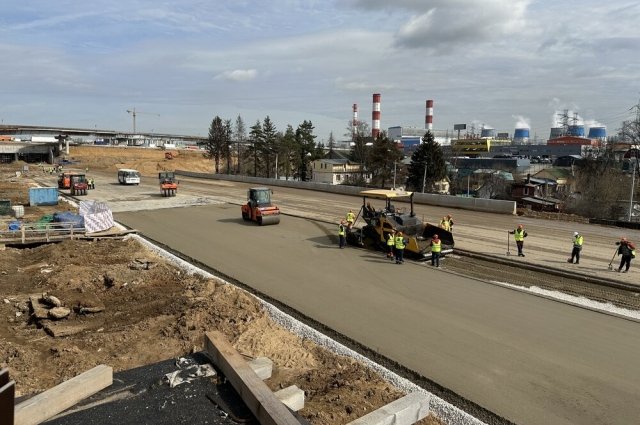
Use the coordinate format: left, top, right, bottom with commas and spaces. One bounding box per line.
0, 222, 85, 244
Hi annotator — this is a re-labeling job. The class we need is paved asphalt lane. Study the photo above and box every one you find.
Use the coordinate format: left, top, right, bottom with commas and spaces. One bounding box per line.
116, 204, 640, 425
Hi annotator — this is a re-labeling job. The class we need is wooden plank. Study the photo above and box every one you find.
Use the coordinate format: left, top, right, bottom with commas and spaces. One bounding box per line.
205, 331, 300, 425
14, 365, 113, 425
1, 368, 15, 425
0, 380, 16, 425
0, 368, 9, 386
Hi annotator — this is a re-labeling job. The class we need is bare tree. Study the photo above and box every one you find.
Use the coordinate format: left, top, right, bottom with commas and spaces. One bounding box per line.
234, 115, 246, 174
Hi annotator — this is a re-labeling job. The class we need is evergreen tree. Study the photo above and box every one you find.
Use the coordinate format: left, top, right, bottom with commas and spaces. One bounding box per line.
295, 120, 316, 181
280, 125, 297, 180
246, 120, 263, 177
224, 119, 232, 174
368, 134, 403, 188
406, 131, 446, 192
204, 115, 229, 174
349, 132, 373, 185
262, 116, 278, 178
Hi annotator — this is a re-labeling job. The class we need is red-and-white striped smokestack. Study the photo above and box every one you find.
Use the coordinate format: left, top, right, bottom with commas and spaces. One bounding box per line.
425, 99, 434, 131
352, 103, 358, 138
372, 93, 381, 139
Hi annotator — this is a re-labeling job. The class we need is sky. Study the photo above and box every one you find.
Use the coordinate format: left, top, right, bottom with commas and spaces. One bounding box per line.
1, 0, 640, 143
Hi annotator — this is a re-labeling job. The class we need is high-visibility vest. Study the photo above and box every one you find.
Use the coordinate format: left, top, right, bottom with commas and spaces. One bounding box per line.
514, 229, 525, 241
440, 220, 450, 231
573, 235, 583, 247
431, 240, 441, 253
338, 224, 345, 236
395, 236, 406, 249
387, 234, 395, 246
346, 212, 355, 222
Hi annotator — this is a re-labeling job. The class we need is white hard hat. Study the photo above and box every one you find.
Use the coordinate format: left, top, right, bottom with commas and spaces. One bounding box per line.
573, 231, 579, 236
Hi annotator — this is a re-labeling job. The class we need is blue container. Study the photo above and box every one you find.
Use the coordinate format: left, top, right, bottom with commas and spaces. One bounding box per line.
514, 128, 530, 139
29, 187, 59, 206
568, 125, 585, 137
588, 127, 606, 139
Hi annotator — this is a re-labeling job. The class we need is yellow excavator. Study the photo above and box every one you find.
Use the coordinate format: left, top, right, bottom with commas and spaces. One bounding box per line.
346, 189, 454, 259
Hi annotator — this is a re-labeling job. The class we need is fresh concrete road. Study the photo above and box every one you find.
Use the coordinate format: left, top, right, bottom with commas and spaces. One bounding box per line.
116, 204, 640, 425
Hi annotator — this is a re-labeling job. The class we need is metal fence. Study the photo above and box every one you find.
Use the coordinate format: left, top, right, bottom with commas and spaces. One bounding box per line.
0, 222, 85, 244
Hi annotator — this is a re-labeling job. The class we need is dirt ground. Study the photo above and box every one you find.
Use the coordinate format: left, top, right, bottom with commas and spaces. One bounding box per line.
0, 153, 441, 425
63, 145, 215, 177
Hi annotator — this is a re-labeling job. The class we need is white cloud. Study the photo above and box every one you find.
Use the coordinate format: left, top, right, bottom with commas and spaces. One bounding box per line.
216, 69, 258, 82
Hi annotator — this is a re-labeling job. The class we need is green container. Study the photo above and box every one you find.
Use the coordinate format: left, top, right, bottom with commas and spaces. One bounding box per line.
36, 214, 54, 229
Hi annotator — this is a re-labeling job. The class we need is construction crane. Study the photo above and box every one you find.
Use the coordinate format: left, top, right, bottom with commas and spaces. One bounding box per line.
126, 107, 160, 134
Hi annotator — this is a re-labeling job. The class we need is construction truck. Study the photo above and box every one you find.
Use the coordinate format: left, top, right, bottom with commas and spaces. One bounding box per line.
57, 172, 89, 196
241, 187, 280, 225
346, 189, 454, 259
159, 171, 178, 197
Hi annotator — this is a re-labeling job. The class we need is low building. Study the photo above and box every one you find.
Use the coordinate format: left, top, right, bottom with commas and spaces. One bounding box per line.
533, 167, 575, 194
511, 176, 562, 211
311, 159, 370, 185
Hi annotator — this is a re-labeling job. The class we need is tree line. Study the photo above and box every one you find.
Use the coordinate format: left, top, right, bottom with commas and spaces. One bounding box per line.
203, 115, 323, 181
204, 114, 448, 192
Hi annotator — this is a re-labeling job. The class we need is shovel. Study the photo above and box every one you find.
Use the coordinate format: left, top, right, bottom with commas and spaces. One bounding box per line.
608, 248, 617, 270
506, 231, 511, 256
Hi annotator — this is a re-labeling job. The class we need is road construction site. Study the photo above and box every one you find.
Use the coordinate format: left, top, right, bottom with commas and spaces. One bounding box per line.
2, 146, 640, 425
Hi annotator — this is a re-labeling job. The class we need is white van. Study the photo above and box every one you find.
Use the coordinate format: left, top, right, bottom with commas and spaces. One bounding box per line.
117, 169, 141, 185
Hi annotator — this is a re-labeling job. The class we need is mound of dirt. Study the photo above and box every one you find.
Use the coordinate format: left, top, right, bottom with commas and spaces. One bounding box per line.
0, 236, 440, 424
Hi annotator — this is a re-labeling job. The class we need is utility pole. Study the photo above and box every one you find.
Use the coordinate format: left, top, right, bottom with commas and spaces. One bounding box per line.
393, 161, 397, 189
629, 155, 637, 222
422, 164, 427, 193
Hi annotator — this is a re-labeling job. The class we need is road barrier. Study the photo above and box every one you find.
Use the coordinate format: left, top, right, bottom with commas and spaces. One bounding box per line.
175, 171, 516, 215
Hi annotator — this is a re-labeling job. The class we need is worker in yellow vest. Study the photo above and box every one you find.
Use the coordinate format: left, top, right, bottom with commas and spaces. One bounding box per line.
439, 216, 451, 232
567, 231, 583, 264
440, 214, 453, 232
338, 220, 347, 249
386, 230, 396, 259
346, 210, 356, 229
430, 234, 442, 267
394, 231, 407, 264
509, 224, 528, 257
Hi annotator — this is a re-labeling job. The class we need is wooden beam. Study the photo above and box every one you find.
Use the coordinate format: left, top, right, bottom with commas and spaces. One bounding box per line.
0, 369, 15, 425
205, 331, 300, 425
14, 365, 113, 425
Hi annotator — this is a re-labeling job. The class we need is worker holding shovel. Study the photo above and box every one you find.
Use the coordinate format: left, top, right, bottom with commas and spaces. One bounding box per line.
616, 237, 636, 273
